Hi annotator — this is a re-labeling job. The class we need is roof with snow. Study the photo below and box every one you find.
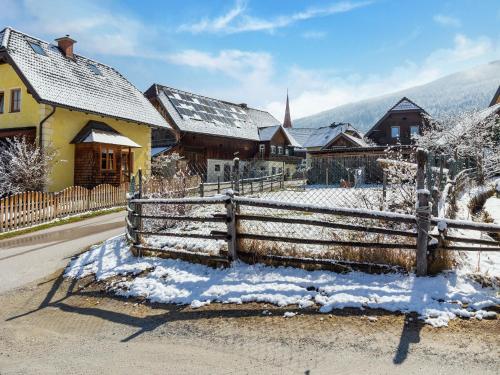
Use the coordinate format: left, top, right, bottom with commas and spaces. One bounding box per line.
145, 84, 281, 141
288, 123, 366, 149
70, 121, 140, 148
0, 27, 169, 128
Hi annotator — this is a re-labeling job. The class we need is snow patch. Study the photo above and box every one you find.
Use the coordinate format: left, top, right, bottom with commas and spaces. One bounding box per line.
65, 236, 499, 328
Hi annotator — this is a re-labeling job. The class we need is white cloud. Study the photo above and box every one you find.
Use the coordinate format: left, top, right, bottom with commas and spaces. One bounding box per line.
178, 1, 371, 34
265, 34, 499, 121
164, 49, 273, 82
301, 31, 327, 39
433, 14, 461, 28
2, 0, 155, 57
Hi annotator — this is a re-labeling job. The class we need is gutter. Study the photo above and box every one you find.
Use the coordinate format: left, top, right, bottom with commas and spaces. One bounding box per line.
39, 105, 56, 148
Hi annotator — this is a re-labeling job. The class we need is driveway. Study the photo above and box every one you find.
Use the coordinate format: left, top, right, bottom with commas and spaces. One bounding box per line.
0, 211, 125, 294
0, 273, 498, 374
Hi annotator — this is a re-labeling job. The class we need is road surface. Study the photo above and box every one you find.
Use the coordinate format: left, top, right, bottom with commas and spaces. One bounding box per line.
0, 211, 125, 294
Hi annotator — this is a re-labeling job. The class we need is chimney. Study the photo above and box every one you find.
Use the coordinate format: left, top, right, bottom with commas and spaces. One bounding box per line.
55, 35, 76, 59
239, 103, 248, 109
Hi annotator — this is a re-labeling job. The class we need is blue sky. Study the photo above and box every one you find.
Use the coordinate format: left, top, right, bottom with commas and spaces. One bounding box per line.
1, 0, 499, 120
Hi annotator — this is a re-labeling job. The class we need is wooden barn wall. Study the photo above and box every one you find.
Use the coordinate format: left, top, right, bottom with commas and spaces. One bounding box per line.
74, 143, 122, 188
368, 112, 427, 146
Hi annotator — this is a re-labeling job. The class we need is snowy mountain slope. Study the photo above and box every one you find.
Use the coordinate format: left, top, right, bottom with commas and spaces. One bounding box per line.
293, 60, 500, 131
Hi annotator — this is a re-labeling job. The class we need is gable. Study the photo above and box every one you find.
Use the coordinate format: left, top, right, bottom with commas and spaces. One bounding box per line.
324, 133, 366, 149
366, 97, 427, 138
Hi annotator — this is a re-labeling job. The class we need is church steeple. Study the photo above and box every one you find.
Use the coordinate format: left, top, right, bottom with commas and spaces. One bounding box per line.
283, 90, 292, 128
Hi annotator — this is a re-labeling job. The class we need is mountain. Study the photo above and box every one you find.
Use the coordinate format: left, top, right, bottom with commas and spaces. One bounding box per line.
292, 60, 500, 132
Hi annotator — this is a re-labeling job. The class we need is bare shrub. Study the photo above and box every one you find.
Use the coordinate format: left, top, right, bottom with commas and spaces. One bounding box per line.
0, 137, 57, 194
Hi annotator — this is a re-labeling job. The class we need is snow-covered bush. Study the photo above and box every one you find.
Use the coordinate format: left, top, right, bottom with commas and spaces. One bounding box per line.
380, 147, 417, 214
419, 109, 500, 184
0, 137, 57, 194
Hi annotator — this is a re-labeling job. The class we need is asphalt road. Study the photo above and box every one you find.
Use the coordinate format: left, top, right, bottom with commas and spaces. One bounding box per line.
0, 211, 126, 295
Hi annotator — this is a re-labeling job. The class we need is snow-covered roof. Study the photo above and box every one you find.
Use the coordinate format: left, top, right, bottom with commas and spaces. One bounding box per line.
258, 125, 301, 147
82, 130, 140, 148
70, 120, 141, 147
287, 128, 315, 147
146, 84, 281, 141
390, 97, 423, 112
0, 27, 169, 128
296, 123, 363, 149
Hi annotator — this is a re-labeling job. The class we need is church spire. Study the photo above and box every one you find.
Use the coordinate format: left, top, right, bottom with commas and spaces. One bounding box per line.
283, 89, 292, 128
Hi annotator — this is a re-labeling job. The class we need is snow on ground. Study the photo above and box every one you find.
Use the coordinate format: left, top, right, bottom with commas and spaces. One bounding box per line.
65, 235, 499, 328
452, 183, 500, 277
484, 196, 500, 224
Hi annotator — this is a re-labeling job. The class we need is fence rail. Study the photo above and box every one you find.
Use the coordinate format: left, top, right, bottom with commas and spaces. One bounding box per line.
127, 190, 500, 275
0, 183, 128, 232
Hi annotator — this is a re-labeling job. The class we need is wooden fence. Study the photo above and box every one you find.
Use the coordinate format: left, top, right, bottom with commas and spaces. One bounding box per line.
0, 183, 128, 232
126, 190, 500, 276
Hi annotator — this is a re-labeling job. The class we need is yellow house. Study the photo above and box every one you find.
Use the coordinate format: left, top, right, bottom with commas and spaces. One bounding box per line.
0, 27, 171, 191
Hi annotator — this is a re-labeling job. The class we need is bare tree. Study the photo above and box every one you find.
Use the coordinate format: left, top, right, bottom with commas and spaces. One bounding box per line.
0, 137, 57, 194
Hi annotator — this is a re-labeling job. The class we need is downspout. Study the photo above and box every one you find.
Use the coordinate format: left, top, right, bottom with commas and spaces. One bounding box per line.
39, 105, 56, 148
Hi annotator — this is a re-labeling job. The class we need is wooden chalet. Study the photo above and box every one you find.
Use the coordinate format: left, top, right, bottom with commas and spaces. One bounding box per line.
365, 97, 430, 146
145, 84, 302, 181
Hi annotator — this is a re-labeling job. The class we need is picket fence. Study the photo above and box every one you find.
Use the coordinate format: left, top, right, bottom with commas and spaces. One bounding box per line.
0, 183, 129, 232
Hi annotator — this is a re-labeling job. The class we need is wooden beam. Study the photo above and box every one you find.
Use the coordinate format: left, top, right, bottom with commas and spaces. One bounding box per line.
233, 197, 416, 223
237, 214, 417, 237
238, 233, 416, 249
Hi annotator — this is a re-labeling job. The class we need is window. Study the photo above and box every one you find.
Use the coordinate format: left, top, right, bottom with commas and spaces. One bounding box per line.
214, 164, 220, 172
410, 125, 419, 137
271, 145, 276, 155
0, 92, 4, 114
391, 126, 400, 139
28, 42, 46, 56
278, 146, 283, 155
10, 89, 21, 112
285, 148, 289, 156
272, 167, 276, 175
100, 146, 115, 171
88, 64, 102, 76
259, 144, 265, 156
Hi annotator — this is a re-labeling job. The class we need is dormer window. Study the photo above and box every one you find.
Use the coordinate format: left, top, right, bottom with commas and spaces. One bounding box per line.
28, 42, 46, 56
88, 64, 102, 76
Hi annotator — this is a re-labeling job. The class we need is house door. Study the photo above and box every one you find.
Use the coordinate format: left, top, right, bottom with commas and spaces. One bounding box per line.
121, 149, 133, 183
223, 164, 231, 182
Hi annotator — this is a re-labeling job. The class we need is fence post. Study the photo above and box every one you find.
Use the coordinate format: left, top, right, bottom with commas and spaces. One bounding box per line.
136, 170, 143, 256
233, 157, 240, 195
217, 176, 220, 195
431, 186, 440, 217
426, 152, 433, 192
225, 190, 237, 261
416, 149, 430, 276
438, 155, 445, 191
381, 170, 387, 211
199, 181, 204, 197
